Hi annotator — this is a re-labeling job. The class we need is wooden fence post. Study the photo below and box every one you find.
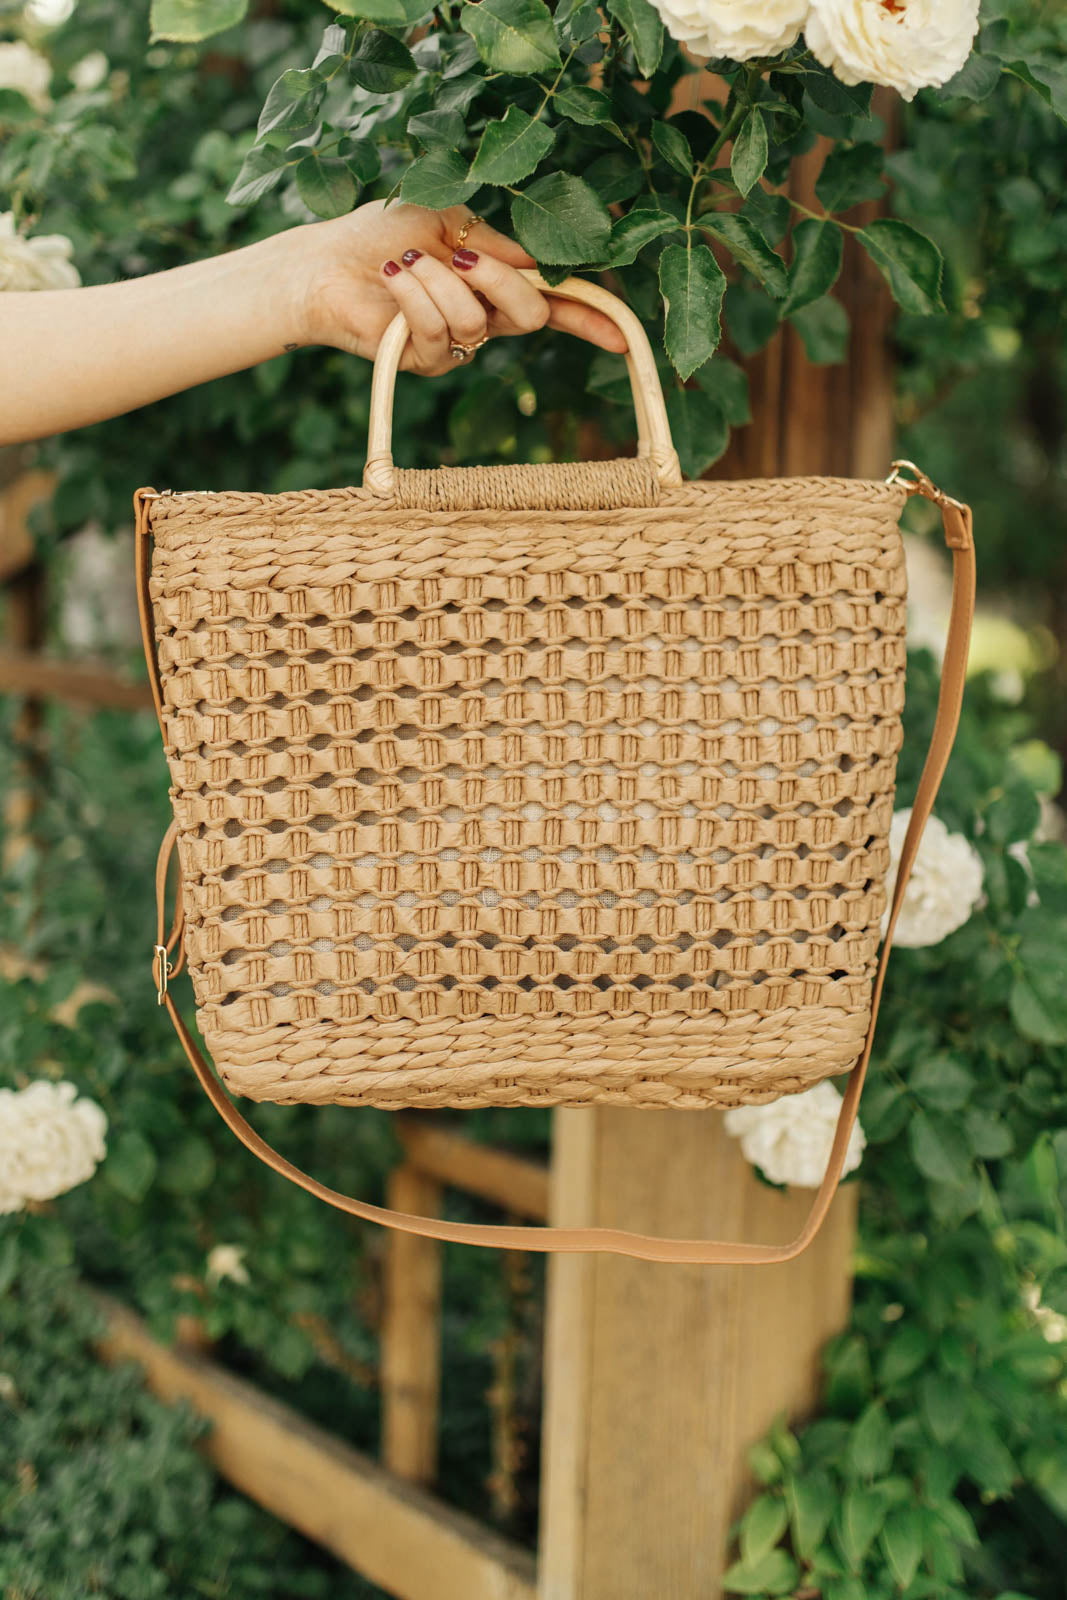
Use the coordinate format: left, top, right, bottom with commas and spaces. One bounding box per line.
537, 126, 895, 1599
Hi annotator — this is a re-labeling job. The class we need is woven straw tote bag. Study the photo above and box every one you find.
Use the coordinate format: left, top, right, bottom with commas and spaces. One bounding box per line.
134, 272, 975, 1265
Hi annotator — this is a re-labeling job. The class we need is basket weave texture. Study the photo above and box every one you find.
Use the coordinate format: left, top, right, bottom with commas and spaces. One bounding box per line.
148, 468, 909, 1110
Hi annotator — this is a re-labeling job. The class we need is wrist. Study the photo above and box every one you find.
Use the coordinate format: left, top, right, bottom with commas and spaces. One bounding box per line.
246, 225, 324, 353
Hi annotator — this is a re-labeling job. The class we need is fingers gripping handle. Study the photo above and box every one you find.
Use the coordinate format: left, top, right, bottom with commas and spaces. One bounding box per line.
362, 271, 683, 498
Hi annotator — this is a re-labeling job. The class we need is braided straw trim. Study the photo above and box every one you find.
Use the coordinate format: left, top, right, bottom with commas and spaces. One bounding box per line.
204, 1003, 871, 1109
391, 458, 662, 511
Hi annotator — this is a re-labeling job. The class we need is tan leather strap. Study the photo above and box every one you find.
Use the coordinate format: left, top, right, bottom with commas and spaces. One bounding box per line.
135, 486, 975, 1263
362, 271, 683, 498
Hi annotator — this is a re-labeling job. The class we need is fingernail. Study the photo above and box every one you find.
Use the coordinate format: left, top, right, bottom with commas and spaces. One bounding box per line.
401, 249, 423, 266
453, 248, 479, 270
382, 259, 401, 277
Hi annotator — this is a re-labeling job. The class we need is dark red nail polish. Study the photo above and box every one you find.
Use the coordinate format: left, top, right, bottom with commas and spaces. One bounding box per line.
382, 259, 401, 277
401, 249, 423, 266
453, 248, 479, 270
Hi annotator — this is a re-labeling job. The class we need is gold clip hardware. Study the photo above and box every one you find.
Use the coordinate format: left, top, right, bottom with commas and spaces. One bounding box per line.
154, 944, 173, 1006
886, 460, 965, 513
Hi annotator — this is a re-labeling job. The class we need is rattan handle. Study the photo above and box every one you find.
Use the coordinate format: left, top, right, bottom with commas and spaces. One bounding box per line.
363, 271, 683, 497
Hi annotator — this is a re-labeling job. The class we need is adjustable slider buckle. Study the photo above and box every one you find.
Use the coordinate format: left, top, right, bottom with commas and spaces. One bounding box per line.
154, 944, 173, 1006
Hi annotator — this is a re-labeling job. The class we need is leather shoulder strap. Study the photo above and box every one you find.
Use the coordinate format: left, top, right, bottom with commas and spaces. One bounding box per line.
135, 487, 976, 1264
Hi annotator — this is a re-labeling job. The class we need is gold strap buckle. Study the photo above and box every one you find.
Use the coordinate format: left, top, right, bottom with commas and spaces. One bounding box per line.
154, 944, 173, 1006
886, 459, 964, 513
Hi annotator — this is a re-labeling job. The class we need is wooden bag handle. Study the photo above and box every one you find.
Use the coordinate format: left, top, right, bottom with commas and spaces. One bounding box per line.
134, 479, 975, 1265
363, 271, 683, 497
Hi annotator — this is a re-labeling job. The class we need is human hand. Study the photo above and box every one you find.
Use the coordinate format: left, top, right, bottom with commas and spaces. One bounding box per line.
286, 201, 629, 375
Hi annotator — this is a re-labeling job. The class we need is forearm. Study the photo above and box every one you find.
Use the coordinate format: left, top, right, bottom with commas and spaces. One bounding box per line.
0, 228, 308, 445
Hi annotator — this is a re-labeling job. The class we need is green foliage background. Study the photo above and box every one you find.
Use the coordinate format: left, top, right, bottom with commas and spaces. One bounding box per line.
1, 1, 1067, 1597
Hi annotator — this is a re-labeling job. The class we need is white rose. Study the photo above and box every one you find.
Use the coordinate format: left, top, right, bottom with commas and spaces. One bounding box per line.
0, 211, 80, 292
648, 0, 807, 63
0, 40, 52, 109
724, 1080, 865, 1189
806, 0, 980, 102
883, 808, 984, 948
69, 50, 110, 92
206, 1243, 250, 1286
0, 1081, 108, 1214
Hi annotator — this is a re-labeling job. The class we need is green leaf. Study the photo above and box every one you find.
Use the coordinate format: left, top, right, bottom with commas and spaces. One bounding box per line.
789, 295, 849, 365
341, 137, 381, 183
845, 1403, 893, 1480
909, 1055, 975, 1112
1011, 917, 1067, 1045
604, 206, 679, 266
511, 172, 611, 265
785, 1470, 835, 1562
739, 1493, 789, 1567
986, 778, 1041, 844
722, 1549, 799, 1596
877, 1325, 931, 1387
858, 218, 945, 315
651, 120, 693, 177
257, 69, 325, 137
666, 387, 728, 480
313, 21, 348, 67
804, 63, 873, 119
1025, 1444, 1067, 1521
401, 147, 478, 209
724, 282, 779, 357
349, 28, 417, 92
824, 1582, 865, 1600
964, 1107, 1014, 1159
782, 219, 843, 317
585, 150, 645, 205
226, 143, 292, 207
940, 51, 1002, 101
469, 106, 555, 186
408, 108, 465, 147
815, 143, 886, 213
106, 1130, 157, 1203
554, 85, 624, 141
824, 1333, 872, 1415
700, 213, 787, 299
149, 0, 247, 42
660, 242, 726, 381
920, 1372, 968, 1445
909, 1111, 974, 1188
604, 0, 663, 79
296, 152, 357, 218
693, 356, 750, 424
460, 0, 561, 75
881, 1508, 923, 1590
994, 40, 1067, 124
965, 1424, 1017, 1497
836, 1487, 887, 1569
436, 72, 483, 114
731, 111, 768, 199
329, 0, 430, 19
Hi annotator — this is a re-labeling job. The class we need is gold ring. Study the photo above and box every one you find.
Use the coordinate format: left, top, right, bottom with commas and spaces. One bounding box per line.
456, 213, 482, 250
450, 334, 489, 362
